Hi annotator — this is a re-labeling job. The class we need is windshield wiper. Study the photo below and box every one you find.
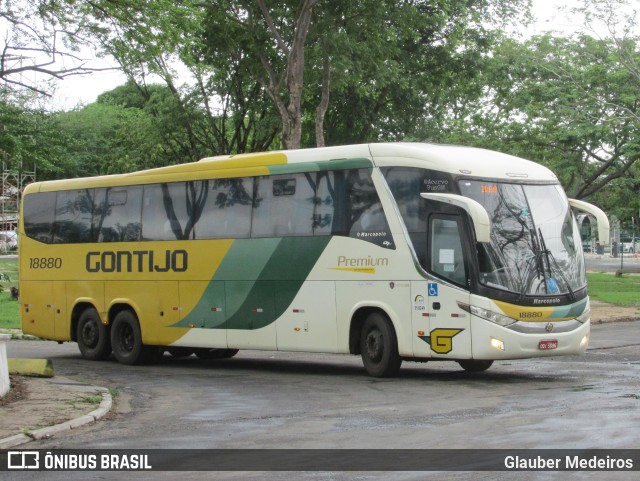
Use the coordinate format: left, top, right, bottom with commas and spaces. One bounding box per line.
537, 228, 576, 301
530, 228, 548, 292
515, 229, 548, 302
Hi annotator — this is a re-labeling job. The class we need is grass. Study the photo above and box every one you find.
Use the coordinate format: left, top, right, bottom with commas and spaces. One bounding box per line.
0, 258, 19, 329
586, 272, 640, 307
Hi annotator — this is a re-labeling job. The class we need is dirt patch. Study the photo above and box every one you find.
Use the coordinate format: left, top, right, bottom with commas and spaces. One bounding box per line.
0, 375, 26, 407
0, 376, 104, 440
590, 301, 640, 324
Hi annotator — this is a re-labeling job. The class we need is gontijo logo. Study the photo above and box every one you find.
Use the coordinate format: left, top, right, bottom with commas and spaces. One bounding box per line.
86, 250, 188, 273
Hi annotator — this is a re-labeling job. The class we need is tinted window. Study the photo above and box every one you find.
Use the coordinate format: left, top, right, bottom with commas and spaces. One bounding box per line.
93, 187, 142, 242
382, 168, 425, 232
198, 178, 253, 238
252, 174, 315, 237
52, 189, 94, 243
22, 168, 393, 248
316, 169, 392, 248
382, 167, 455, 265
23, 192, 56, 243
430, 217, 467, 286
142, 181, 208, 240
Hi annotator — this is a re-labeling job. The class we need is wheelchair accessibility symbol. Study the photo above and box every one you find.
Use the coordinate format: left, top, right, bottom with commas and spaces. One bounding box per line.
428, 283, 438, 297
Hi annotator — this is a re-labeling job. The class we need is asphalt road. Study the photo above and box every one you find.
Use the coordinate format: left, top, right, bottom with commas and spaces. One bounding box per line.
585, 252, 640, 273
4, 320, 640, 481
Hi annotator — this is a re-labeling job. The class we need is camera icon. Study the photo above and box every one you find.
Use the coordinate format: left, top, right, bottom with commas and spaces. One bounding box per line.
7, 451, 40, 470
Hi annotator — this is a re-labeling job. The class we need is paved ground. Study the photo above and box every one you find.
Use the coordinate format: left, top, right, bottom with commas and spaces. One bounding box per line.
1, 299, 638, 450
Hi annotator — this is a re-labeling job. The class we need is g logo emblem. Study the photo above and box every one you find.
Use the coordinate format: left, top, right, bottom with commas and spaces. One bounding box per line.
420, 328, 464, 354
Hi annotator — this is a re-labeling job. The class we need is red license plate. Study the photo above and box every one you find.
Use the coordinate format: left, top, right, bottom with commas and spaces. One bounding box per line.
539, 339, 558, 350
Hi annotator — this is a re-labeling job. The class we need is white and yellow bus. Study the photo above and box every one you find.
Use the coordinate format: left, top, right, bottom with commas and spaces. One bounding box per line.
19, 143, 609, 376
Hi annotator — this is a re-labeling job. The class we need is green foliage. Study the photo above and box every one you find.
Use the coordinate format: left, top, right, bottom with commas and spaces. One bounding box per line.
201, 0, 529, 148
0, 96, 66, 178
427, 31, 640, 216
3, 0, 638, 217
54, 102, 167, 176
314, 0, 517, 146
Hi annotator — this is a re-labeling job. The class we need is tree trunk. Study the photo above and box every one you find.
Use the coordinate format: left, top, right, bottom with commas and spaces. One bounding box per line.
257, 0, 319, 150
315, 55, 331, 148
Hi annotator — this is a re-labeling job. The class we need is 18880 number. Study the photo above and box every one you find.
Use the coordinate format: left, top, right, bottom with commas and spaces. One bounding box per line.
29, 257, 63, 269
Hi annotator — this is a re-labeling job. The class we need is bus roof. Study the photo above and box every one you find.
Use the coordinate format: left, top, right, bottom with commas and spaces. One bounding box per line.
25, 142, 557, 193
205, 142, 557, 181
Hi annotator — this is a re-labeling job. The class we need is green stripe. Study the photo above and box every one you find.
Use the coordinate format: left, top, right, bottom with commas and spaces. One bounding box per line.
549, 298, 588, 319
174, 237, 330, 330
267, 158, 373, 175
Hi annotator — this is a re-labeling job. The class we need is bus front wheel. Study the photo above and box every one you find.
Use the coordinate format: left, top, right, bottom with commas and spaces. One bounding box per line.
360, 312, 402, 377
458, 360, 493, 372
77, 308, 111, 361
110, 310, 154, 365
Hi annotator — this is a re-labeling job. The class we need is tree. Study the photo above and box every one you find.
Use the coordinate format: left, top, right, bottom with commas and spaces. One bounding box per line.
77, 0, 279, 157
429, 33, 640, 218
1, 0, 110, 96
202, 0, 530, 149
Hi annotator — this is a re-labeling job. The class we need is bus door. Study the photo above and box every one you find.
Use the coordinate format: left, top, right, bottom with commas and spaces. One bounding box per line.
424, 209, 472, 360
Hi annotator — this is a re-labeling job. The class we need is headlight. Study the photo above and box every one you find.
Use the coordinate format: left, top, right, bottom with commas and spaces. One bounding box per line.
458, 302, 517, 327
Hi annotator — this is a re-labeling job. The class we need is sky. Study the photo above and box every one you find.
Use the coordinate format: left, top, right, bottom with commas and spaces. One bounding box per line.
49, 0, 585, 110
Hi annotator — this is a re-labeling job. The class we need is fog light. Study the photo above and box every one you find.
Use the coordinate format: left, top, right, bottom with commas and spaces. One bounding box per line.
580, 333, 590, 349
490, 337, 505, 351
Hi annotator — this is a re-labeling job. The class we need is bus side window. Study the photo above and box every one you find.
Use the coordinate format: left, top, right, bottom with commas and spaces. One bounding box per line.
252, 174, 315, 238
315, 168, 392, 248
383, 168, 426, 265
198, 177, 253, 239
314, 172, 334, 236
93, 187, 143, 242
429, 217, 467, 286
142, 182, 208, 241
23, 192, 57, 243
52, 189, 94, 244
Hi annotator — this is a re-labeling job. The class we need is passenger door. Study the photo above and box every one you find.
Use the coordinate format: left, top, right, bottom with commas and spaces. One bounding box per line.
425, 210, 472, 360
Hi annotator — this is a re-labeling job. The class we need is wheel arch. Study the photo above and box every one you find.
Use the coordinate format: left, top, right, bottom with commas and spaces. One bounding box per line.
70, 301, 101, 342
349, 305, 399, 355
108, 301, 140, 325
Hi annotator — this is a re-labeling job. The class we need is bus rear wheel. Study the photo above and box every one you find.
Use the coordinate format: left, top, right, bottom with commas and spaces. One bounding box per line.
360, 312, 402, 377
110, 310, 157, 365
458, 360, 493, 372
77, 308, 111, 361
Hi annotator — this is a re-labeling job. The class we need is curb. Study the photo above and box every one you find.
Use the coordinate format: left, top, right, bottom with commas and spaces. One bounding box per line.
0, 386, 113, 449
8, 358, 55, 377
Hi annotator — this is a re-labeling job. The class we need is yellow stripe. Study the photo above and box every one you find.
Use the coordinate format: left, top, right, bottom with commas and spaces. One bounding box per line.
329, 267, 376, 274
494, 300, 573, 322
32, 153, 289, 191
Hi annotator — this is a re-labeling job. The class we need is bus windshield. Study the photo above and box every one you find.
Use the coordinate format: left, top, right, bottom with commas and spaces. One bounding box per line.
459, 181, 586, 297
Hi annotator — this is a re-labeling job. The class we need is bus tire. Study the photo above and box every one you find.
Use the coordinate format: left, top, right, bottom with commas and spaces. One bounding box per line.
458, 360, 493, 372
360, 312, 402, 377
77, 308, 111, 361
111, 310, 146, 365
195, 348, 239, 360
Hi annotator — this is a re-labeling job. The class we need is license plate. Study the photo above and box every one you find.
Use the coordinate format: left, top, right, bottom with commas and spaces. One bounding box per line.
539, 339, 558, 350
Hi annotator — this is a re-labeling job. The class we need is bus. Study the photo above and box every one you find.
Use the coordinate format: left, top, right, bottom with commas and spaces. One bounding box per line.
19, 143, 609, 377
